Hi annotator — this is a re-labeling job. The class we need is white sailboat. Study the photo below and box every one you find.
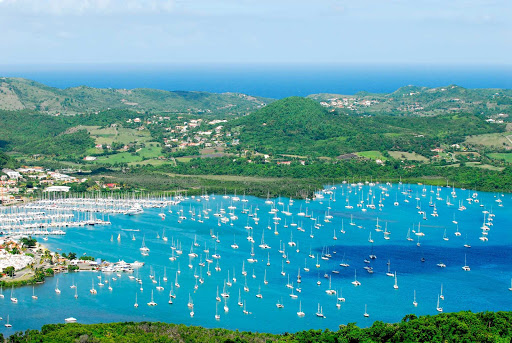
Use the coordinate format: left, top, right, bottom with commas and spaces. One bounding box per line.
363, 304, 369, 317
140, 236, 150, 254
134, 293, 139, 307
10, 286, 17, 303
55, 278, 61, 294
413, 290, 418, 307
215, 302, 220, 320
147, 290, 157, 306
436, 295, 443, 312
4, 315, 12, 328
90, 279, 97, 294
297, 301, 305, 317
351, 269, 361, 286
462, 254, 470, 271
315, 303, 325, 318
32, 286, 38, 300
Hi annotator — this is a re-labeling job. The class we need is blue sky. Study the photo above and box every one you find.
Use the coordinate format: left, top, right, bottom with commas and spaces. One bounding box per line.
0, 0, 510, 65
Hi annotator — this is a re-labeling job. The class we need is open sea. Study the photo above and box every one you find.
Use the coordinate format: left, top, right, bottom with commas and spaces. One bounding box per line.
1, 183, 511, 335
1, 64, 511, 98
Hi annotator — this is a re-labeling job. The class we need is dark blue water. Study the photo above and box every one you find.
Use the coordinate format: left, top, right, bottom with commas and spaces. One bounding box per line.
0, 183, 511, 335
1, 64, 511, 98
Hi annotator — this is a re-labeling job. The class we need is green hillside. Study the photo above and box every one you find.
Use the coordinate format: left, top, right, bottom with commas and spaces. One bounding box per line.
6, 311, 512, 343
229, 97, 504, 157
308, 84, 512, 117
0, 77, 271, 116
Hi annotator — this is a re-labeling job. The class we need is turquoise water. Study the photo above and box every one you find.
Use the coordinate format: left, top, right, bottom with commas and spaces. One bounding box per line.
1, 183, 511, 335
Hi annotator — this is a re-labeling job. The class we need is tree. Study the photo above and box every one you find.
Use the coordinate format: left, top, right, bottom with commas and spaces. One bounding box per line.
3, 266, 15, 277
21, 236, 37, 248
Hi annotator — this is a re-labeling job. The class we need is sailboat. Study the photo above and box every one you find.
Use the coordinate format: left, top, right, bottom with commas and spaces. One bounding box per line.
440, 284, 445, 300
406, 228, 413, 241
55, 278, 61, 294
393, 272, 398, 289
32, 286, 38, 300
237, 289, 243, 307
325, 276, 335, 294
215, 302, 220, 320
156, 277, 164, 291
462, 254, 470, 271
10, 286, 17, 303
90, 279, 97, 294
0, 286, 4, 299
509, 279, 512, 291
297, 301, 305, 317
315, 303, 325, 318
140, 236, 150, 255
134, 293, 139, 307
117, 233, 121, 242
413, 290, 418, 307
363, 304, 369, 317
74, 287, 78, 299
386, 260, 394, 277
243, 300, 249, 315
436, 295, 443, 312
256, 285, 263, 298
4, 315, 11, 328
337, 288, 346, 302
147, 290, 157, 306
352, 269, 361, 286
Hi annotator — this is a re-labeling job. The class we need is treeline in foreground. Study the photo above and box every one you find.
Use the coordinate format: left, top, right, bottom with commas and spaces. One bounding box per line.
5, 311, 512, 343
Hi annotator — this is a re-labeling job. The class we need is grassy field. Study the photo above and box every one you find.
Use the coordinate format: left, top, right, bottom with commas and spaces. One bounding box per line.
465, 162, 504, 171
465, 133, 512, 148
487, 153, 512, 163
80, 125, 154, 146
356, 151, 387, 161
95, 146, 163, 164
388, 151, 428, 162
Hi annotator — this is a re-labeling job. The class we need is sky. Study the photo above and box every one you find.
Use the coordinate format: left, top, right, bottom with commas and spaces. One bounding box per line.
0, 0, 511, 66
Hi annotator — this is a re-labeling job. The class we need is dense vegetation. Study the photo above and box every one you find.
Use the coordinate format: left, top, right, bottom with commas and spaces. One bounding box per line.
227, 97, 504, 157
6, 311, 512, 342
0, 151, 15, 169
0, 110, 93, 157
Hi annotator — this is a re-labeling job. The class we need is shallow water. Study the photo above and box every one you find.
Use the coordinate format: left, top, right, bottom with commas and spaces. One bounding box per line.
1, 183, 511, 335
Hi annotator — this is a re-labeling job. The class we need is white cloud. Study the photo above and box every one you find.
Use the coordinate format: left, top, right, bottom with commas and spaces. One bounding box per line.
0, 0, 175, 15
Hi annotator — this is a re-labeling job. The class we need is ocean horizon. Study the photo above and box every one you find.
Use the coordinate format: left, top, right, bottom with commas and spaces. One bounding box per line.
1, 64, 511, 99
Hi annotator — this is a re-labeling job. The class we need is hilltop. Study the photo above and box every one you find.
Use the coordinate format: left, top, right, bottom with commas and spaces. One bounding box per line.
308, 84, 512, 117
0, 77, 271, 116
228, 96, 504, 157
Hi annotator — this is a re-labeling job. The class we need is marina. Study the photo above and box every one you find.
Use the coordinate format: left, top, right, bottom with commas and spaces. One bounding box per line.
0, 182, 511, 334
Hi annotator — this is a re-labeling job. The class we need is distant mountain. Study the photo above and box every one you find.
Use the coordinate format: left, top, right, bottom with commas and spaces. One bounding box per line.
0, 77, 272, 116
308, 85, 512, 117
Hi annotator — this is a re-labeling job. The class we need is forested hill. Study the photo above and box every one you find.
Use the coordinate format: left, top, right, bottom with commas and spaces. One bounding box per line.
0, 151, 15, 169
229, 96, 504, 157
5, 311, 512, 342
0, 77, 271, 116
